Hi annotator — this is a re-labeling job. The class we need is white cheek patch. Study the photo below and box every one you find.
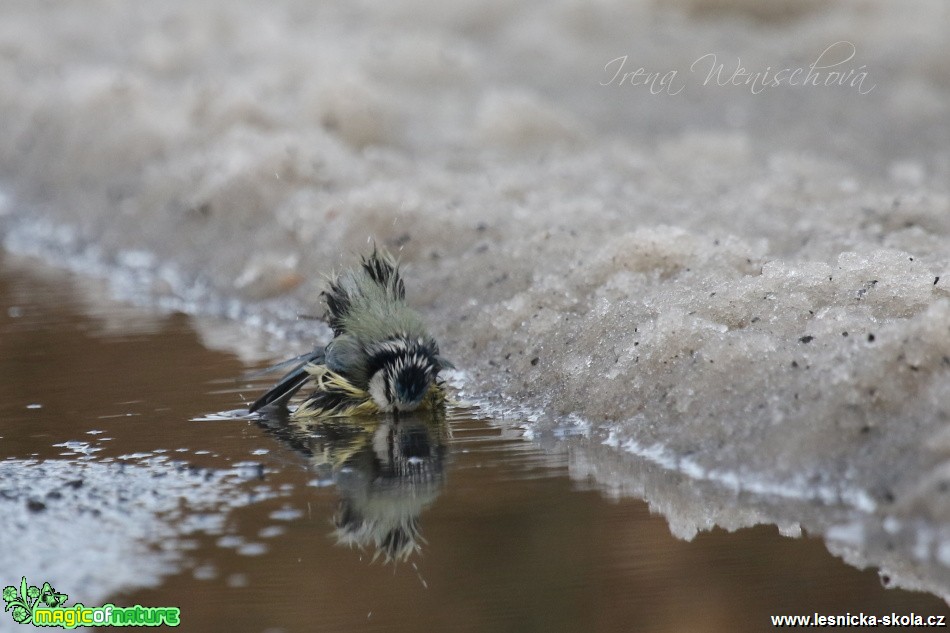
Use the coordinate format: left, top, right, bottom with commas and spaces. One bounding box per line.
368, 371, 392, 412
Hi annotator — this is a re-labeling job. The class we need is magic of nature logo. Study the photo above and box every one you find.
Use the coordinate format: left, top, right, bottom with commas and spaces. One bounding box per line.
3, 577, 180, 628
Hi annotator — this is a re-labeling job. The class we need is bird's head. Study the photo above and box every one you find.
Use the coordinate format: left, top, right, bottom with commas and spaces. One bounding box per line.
366, 337, 442, 413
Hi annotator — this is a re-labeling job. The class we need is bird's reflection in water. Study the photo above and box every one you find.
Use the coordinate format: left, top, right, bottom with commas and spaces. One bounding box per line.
256, 408, 448, 562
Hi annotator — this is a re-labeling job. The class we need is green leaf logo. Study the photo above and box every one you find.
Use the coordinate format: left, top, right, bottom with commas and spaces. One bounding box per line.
2, 577, 67, 625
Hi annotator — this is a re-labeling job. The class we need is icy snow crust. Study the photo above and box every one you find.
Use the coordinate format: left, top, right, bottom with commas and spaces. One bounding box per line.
3, 0, 950, 600
0, 452, 283, 606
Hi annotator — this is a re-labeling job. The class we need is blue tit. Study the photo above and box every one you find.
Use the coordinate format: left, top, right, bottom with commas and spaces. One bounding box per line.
248, 248, 452, 417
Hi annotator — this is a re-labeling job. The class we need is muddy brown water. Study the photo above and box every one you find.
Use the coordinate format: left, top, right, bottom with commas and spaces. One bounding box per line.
2, 253, 948, 633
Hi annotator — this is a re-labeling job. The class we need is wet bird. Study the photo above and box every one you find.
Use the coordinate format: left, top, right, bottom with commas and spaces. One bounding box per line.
248, 249, 452, 418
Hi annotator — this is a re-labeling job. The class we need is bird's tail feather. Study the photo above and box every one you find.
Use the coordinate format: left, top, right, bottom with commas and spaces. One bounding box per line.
248, 349, 325, 413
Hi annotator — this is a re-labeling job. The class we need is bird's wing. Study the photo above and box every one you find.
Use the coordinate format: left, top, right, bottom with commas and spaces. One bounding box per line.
324, 334, 369, 384
248, 349, 325, 413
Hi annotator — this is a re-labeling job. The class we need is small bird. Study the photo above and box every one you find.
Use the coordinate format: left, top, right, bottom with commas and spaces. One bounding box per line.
248, 249, 452, 417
